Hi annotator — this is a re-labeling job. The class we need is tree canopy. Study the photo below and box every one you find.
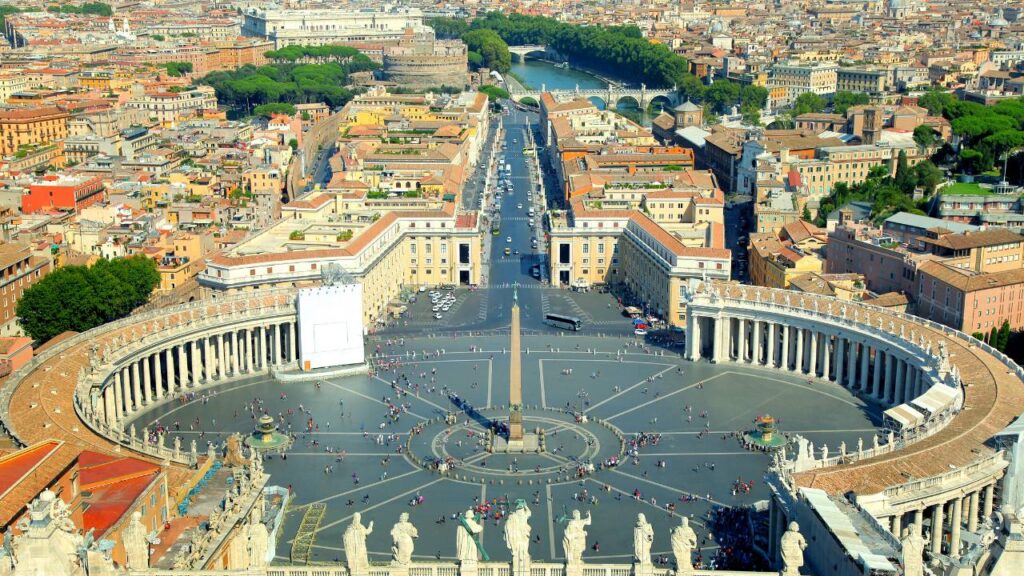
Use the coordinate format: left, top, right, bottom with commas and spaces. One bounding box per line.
17, 255, 160, 344
478, 85, 510, 100
928, 95, 1024, 176
832, 91, 870, 115
47, 2, 111, 16
462, 29, 511, 73
813, 159, 941, 226
161, 61, 193, 77
264, 45, 364, 63
200, 53, 377, 115
792, 92, 826, 116
254, 102, 296, 118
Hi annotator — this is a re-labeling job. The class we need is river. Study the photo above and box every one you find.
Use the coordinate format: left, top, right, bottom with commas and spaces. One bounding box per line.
508, 58, 657, 126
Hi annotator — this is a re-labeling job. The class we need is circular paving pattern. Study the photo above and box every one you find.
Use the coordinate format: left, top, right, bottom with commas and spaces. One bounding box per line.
129, 334, 885, 565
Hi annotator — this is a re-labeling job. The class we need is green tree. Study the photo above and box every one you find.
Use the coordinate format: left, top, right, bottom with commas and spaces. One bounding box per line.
793, 92, 826, 116
254, 102, 297, 118
997, 320, 1011, 351
832, 91, 870, 115
739, 85, 768, 110
161, 62, 193, 77
801, 204, 812, 221
917, 90, 957, 116
704, 81, 739, 115
519, 96, 538, 107
16, 255, 159, 343
288, 138, 298, 150
740, 104, 761, 127
912, 160, 944, 194
479, 85, 510, 101
895, 150, 912, 193
462, 29, 511, 73
959, 148, 986, 174
151, 34, 164, 41
913, 125, 938, 149
989, 326, 999, 346
426, 17, 470, 40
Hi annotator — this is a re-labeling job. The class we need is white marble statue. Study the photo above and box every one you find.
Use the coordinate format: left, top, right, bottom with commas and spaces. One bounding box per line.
562, 510, 592, 565
247, 508, 270, 569
901, 524, 925, 576
11, 490, 86, 576
343, 513, 374, 573
456, 509, 483, 563
227, 529, 248, 568
780, 522, 807, 576
633, 513, 654, 566
122, 511, 149, 569
503, 501, 532, 566
390, 512, 418, 566
670, 517, 697, 575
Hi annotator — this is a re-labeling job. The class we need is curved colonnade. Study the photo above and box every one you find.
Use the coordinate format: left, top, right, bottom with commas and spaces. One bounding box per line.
0, 282, 1023, 565
684, 282, 1024, 562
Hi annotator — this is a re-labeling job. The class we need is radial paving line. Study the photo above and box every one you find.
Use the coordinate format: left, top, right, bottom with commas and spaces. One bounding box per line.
296, 470, 421, 509
584, 364, 678, 412
603, 373, 729, 421
324, 381, 427, 420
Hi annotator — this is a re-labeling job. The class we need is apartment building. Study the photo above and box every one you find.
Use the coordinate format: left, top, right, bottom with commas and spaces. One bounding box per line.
0, 107, 70, 157
0, 242, 52, 336
915, 261, 1024, 333
836, 67, 889, 95
125, 84, 218, 125
769, 61, 839, 103
748, 220, 828, 289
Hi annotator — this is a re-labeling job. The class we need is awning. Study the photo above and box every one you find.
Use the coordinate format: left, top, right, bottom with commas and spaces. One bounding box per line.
624, 306, 642, 315
632, 318, 645, 325
883, 404, 925, 429
442, 194, 456, 202
910, 384, 958, 417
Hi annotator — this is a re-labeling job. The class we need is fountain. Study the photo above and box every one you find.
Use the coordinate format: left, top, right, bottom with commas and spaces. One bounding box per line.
244, 415, 292, 452
743, 414, 787, 451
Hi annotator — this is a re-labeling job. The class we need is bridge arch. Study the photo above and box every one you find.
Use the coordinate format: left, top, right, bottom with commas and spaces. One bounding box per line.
586, 95, 607, 110
648, 94, 674, 114
614, 95, 641, 110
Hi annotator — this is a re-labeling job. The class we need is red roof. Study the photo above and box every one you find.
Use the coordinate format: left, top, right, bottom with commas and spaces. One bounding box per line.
788, 170, 801, 188
0, 440, 61, 498
77, 451, 162, 536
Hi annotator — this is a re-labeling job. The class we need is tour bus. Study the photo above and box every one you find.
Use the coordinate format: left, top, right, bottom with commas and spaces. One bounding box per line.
544, 313, 582, 331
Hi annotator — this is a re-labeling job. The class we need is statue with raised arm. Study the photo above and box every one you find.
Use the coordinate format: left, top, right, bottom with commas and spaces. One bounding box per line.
456, 509, 483, 563
670, 517, 697, 576
390, 512, 418, 566
122, 511, 149, 569
633, 513, 654, 566
562, 510, 591, 566
504, 500, 532, 568
780, 522, 807, 576
343, 512, 374, 574
901, 524, 925, 576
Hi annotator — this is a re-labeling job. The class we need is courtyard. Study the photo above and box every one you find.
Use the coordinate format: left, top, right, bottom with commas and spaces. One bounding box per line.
130, 333, 882, 566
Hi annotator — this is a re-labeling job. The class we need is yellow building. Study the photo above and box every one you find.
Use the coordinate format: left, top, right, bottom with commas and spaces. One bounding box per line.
157, 233, 206, 292
0, 107, 69, 157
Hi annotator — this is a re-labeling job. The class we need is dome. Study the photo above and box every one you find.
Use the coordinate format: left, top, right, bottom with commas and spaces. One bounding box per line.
989, 8, 1009, 27
710, 20, 724, 34
888, 0, 903, 8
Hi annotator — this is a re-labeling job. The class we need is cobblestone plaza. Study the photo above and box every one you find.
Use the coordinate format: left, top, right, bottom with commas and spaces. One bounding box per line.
130, 333, 882, 565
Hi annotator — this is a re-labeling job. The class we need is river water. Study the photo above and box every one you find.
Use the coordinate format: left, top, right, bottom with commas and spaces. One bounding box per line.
508, 58, 656, 125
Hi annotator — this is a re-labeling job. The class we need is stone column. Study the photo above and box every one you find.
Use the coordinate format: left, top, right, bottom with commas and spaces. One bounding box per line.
984, 484, 995, 519
781, 326, 791, 371
847, 341, 858, 388
808, 331, 819, 377
113, 370, 124, 420
142, 357, 152, 405
687, 314, 700, 361
873, 349, 883, 399
794, 328, 805, 374
218, 334, 228, 378
767, 322, 777, 367
166, 348, 176, 394
738, 318, 747, 362
893, 360, 905, 404
121, 367, 132, 415
752, 320, 762, 365
904, 365, 915, 401
891, 514, 902, 537
709, 318, 721, 362
950, 497, 962, 559
930, 502, 944, 554
177, 345, 188, 389
104, 385, 115, 426
911, 368, 921, 399
822, 334, 832, 380
885, 353, 896, 403
256, 327, 265, 370
836, 338, 846, 385
859, 343, 870, 391
130, 362, 142, 410
289, 321, 298, 363
154, 352, 163, 400
914, 509, 924, 536
205, 337, 215, 382
231, 331, 240, 375
191, 340, 202, 387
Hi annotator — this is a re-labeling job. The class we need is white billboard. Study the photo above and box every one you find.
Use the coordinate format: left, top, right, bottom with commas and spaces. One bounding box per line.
297, 283, 365, 370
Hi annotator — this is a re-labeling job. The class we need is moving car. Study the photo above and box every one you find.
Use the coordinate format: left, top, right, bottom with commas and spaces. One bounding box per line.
506, 236, 512, 243
634, 328, 648, 336
504, 247, 511, 255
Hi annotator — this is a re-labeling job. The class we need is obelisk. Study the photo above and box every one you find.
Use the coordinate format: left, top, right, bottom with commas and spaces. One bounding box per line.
508, 285, 524, 445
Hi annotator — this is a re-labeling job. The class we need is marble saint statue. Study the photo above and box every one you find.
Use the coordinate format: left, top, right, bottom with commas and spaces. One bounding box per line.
248, 510, 270, 569
456, 509, 483, 563
122, 511, 149, 569
670, 517, 697, 575
390, 512, 418, 566
343, 513, 374, 573
780, 522, 807, 576
504, 501, 532, 565
633, 513, 654, 565
562, 510, 591, 565
901, 524, 925, 576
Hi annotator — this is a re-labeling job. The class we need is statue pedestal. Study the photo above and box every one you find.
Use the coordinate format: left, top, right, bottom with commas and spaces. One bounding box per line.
634, 562, 655, 576
512, 556, 531, 576
460, 559, 479, 576
565, 562, 584, 576
390, 565, 410, 576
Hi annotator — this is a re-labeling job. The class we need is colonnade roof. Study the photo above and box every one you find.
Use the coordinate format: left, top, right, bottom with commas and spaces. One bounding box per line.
1, 291, 295, 490
704, 282, 1024, 496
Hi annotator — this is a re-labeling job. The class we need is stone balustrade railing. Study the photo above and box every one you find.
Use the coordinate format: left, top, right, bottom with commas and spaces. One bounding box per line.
882, 451, 1006, 502
130, 565, 779, 576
